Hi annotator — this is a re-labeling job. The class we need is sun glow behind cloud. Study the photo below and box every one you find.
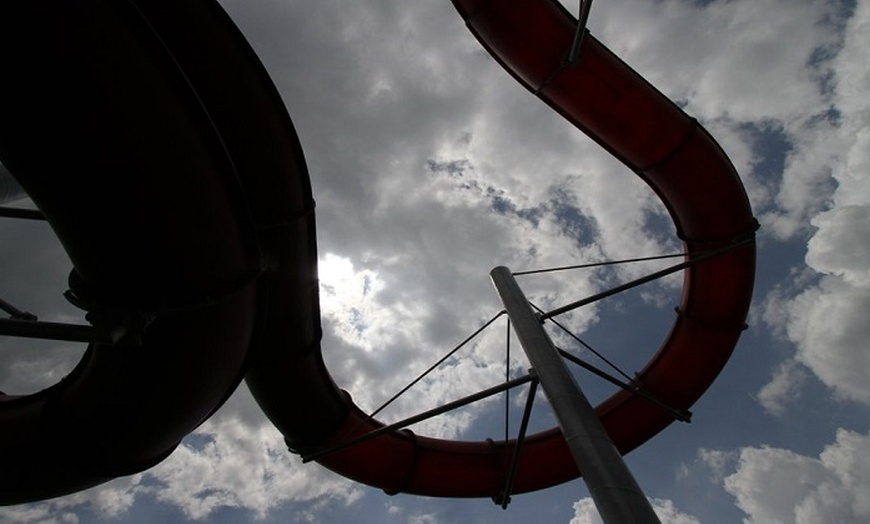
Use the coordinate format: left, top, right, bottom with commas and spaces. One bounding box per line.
318, 253, 385, 352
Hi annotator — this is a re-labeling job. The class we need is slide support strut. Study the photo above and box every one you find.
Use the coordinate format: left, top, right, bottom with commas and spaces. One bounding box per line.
490, 266, 660, 524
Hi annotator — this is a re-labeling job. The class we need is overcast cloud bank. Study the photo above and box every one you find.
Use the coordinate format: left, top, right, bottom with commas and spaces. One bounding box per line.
761, 0, 869, 407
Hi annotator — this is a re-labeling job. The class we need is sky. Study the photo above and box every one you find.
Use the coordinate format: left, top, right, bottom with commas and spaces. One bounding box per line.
1, 0, 869, 522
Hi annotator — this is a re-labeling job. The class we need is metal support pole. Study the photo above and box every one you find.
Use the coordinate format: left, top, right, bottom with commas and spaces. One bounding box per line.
0, 317, 128, 344
490, 266, 660, 524
0, 296, 36, 320
0, 163, 27, 205
0, 206, 44, 220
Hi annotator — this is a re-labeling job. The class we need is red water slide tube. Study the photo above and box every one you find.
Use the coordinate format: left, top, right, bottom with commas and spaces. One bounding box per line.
245, 0, 757, 498
0, 0, 312, 504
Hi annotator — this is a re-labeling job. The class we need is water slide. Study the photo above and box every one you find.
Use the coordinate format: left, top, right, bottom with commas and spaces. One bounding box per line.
245, 0, 757, 498
0, 0, 756, 505
0, 0, 312, 504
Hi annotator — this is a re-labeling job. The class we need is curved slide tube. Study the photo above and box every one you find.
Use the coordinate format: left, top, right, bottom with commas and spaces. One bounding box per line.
245, 0, 757, 498
0, 0, 312, 504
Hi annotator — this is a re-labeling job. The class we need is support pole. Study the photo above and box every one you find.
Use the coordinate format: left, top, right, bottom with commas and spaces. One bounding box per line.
0, 163, 27, 205
567, 0, 594, 64
490, 266, 660, 524
0, 317, 128, 344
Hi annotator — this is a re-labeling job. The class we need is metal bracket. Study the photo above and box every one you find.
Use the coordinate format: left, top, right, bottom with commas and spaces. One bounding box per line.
567, 0, 594, 65
0, 294, 147, 345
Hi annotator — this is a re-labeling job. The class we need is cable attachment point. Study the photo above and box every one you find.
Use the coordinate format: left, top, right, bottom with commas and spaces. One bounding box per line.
64, 289, 154, 346
566, 0, 595, 65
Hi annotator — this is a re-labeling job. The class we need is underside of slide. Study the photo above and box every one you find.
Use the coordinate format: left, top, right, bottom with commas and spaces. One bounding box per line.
245, 0, 757, 499
0, 0, 312, 504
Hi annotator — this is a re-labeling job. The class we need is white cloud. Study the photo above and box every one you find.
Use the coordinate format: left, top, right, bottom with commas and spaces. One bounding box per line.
759, 0, 870, 404
0, 475, 141, 524
761, 117, 842, 240
318, 253, 386, 352
0, 397, 362, 522
408, 513, 440, 524
699, 448, 739, 484
145, 415, 362, 520
782, 276, 870, 403
570, 497, 700, 524
807, 203, 870, 289
0, 506, 79, 524
590, 0, 852, 241
756, 359, 810, 416
721, 429, 870, 523
595, 0, 842, 123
